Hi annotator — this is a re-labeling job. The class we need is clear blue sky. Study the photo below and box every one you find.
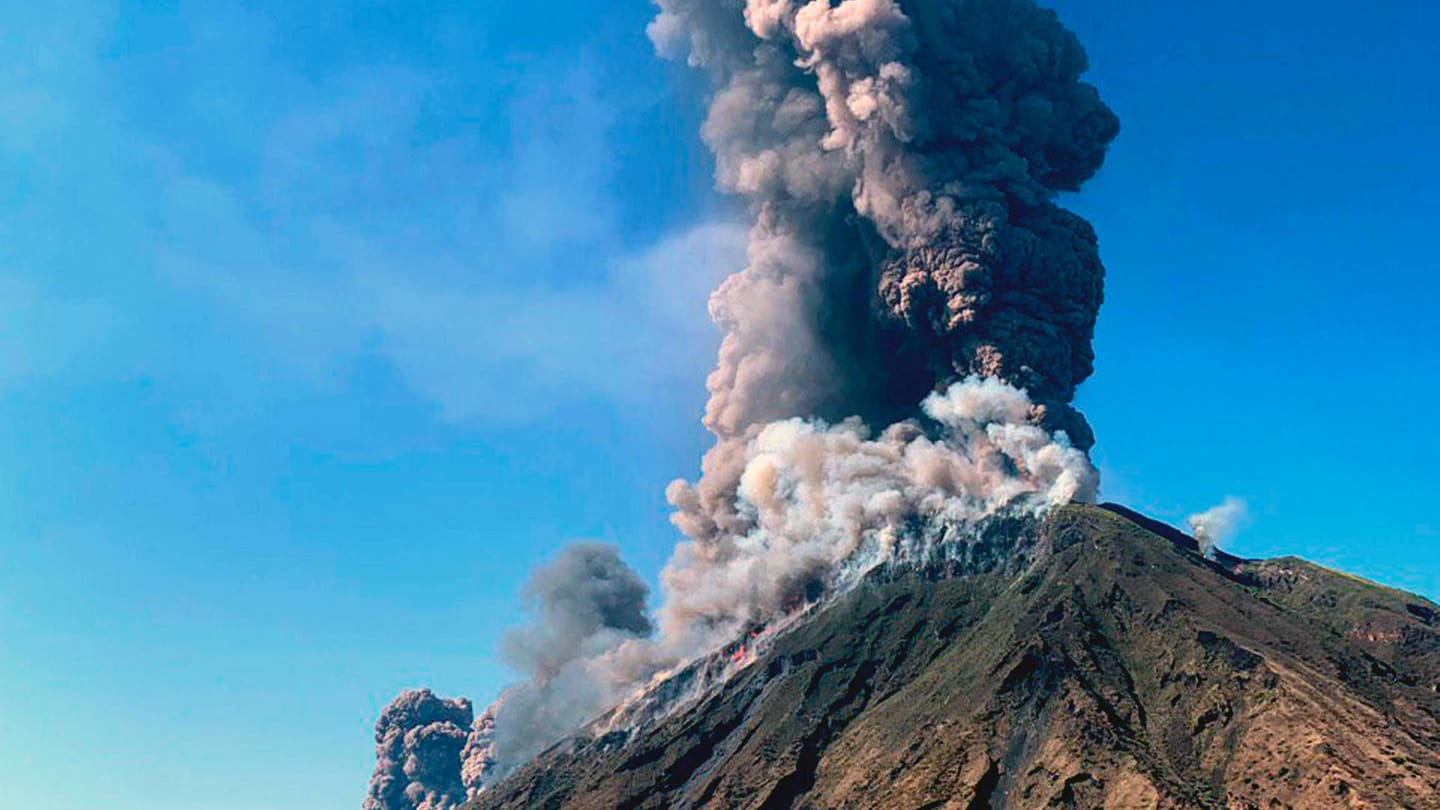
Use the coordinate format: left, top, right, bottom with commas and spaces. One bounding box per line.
1, 1, 1435, 808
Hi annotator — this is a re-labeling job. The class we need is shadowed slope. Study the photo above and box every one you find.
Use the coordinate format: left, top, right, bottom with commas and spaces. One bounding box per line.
471, 506, 1440, 810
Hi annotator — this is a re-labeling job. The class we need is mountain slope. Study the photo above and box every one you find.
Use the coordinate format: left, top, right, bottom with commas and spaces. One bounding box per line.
470, 505, 1440, 810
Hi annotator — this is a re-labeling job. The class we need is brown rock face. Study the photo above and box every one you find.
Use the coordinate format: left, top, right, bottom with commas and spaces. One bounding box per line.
469, 506, 1440, 810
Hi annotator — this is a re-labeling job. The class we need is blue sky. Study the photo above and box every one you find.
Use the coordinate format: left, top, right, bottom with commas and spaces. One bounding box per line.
1, 1, 1436, 808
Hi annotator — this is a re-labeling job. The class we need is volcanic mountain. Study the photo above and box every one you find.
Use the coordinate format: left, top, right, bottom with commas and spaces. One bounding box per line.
468, 505, 1440, 810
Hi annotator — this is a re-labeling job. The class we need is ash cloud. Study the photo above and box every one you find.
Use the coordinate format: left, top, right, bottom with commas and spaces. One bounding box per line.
651, 0, 1117, 446
650, 0, 1118, 587
482, 543, 657, 776
499, 542, 653, 677
370, 0, 1120, 798
1187, 497, 1249, 558
652, 0, 1117, 664
364, 689, 474, 810
366, 547, 656, 805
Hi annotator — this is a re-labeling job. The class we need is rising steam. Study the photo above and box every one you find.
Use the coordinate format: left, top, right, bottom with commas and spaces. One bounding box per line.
1187, 497, 1249, 559
367, 0, 1118, 804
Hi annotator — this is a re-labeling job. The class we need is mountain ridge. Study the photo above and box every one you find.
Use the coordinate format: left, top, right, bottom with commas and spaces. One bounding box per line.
469, 504, 1440, 810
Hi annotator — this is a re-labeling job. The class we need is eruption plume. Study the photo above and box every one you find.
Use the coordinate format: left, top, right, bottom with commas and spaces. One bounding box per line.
368, 0, 1119, 798
651, 0, 1117, 444
651, 0, 1115, 671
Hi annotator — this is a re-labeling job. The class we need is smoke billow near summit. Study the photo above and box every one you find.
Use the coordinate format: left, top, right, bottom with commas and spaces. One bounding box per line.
365, 0, 1119, 806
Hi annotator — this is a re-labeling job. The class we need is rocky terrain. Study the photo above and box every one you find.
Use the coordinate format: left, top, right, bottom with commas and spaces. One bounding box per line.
469, 505, 1440, 810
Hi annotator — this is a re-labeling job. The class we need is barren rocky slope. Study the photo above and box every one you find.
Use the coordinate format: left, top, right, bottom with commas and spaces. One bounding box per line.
471, 505, 1440, 810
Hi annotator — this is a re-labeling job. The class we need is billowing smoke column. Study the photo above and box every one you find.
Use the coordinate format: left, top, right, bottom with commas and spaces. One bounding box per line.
651, 0, 1115, 661
651, 0, 1117, 444
363, 690, 474, 810
368, 0, 1118, 800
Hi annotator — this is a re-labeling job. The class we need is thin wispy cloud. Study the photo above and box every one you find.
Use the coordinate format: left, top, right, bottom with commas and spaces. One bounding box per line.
0, 1, 743, 431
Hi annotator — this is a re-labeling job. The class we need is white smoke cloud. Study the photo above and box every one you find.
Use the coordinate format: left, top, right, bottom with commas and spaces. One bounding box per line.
658, 376, 1094, 656
1187, 497, 1249, 559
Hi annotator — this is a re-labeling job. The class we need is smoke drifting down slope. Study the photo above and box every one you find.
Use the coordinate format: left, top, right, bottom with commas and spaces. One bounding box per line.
366, 1, 1118, 806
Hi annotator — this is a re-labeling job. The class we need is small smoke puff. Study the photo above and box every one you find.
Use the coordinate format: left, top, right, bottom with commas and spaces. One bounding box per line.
1187, 497, 1249, 558
364, 689, 474, 810
921, 375, 1034, 428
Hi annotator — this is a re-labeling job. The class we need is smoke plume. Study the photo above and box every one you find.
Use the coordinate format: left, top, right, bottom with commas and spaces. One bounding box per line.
369, 0, 1119, 797
483, 543, 656, 775
650, 0, 1117, 446
649, 0, 1117, 618
645, 0, 1116, 677
363, 689, 474, 810
1187, 497, 1249, 558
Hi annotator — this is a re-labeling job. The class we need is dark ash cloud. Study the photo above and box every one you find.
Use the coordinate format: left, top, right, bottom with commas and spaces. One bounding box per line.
363, 689, 473, 810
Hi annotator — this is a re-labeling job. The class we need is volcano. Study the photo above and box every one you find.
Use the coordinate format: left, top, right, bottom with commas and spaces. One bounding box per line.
466, 505, 1440, 810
